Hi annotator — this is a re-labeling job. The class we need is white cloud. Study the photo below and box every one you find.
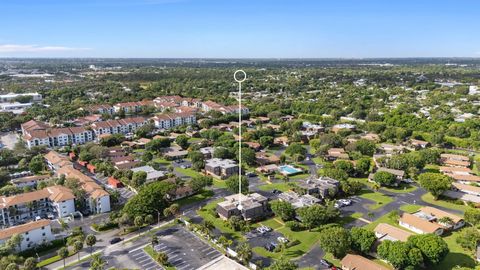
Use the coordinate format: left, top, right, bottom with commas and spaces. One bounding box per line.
0, 44, 90, 53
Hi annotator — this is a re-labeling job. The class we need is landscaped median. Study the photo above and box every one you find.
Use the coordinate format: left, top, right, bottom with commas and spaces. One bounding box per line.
358, 189, 394, 210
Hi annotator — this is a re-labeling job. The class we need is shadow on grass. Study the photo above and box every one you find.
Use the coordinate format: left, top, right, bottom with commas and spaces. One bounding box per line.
437, 252, 476, 270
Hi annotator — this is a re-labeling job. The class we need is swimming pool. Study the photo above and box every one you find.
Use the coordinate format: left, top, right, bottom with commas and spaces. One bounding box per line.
278, 165, 303, 176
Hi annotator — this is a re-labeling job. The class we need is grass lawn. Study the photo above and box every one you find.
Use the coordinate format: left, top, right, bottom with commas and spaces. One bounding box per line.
399, 204, 422, 213
258, 218, 284, 230
37, 250, 75, 268
364, 210, 403, 231
436, 229, 477, 270
153, 157, 171, 166
174, 167, 202, 178
336, 212, 363, 226
213, 178, 227, 189
381, 183, 418, 193
257, 182, 295, 192
421, 193, 469, 213
358, 189, 394, 210
176, 189, 214, 207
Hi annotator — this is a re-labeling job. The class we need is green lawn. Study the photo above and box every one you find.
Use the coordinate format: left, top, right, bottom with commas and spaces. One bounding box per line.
381, 183, 418, 193
258, 218, 284, 230
358, 189, 394, 210
336, 212, 364, 226
421, 193, 469, 213
436, 229, 477, 270
176, 189, 214, 207
399, 204, 422, 213
174, 167, 202, 178
212, 178, 227, 189
153, 157, 171, 166
257, 182, 295, 192
363, 210, 403, 231
37, 250, 75, 268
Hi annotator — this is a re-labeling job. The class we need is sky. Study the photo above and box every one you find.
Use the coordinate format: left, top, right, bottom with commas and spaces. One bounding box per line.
0, 0, 479, 58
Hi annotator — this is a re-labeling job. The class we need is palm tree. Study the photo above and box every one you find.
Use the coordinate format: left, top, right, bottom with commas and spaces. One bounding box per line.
90, 253, 106, 270
73, 240, 84, 261
367, 212, 375, 221
58, 247, 69, 269
151, 235, 159, 246
236, 241, 252, 264
85, 234, 97, 256
23, 257, 37, 270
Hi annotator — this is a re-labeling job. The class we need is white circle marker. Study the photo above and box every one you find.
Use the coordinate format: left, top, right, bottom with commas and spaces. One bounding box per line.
234, 70, 246, 211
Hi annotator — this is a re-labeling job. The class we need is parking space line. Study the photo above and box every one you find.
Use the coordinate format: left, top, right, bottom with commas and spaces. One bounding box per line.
178, 264, 191, 270
143, 261, 155, 268
172, 258, 183, 264
138, 258, 152, 264
206, 249, 218, 256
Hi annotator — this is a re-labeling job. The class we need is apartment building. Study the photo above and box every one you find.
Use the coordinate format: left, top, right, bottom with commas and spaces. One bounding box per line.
90, 117, 148, 137
205, 158, 239, 179
0, 219, 54, 251
0, 186, 75, 228
81, 104, 115, 115
151, 112, 197, 129
113, 101, 154, 114
201, 100, 249, 115
216, 193, 269, 221
56, 166, 111, 214
21, 120, 94, 149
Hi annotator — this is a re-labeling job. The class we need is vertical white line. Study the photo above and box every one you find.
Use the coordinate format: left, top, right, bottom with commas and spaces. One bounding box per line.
238, 80, 242, 206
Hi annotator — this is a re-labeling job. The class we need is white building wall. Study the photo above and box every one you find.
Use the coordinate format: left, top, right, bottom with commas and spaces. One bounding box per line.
53, 199, 75, 218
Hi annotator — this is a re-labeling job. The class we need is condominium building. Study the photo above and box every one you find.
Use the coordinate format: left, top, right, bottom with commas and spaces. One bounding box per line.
90, 117, 148, 137
0, 186, 75, 228
113, 101, 154, 114
22, 120, 94, 149
216, 193, 269, 221
205, 158, 239, 179
0, 219, 54, 251
152, 112, 197, 129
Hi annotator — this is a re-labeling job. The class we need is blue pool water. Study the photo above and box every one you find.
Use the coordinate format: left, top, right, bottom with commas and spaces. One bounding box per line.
278, 165, 302, 175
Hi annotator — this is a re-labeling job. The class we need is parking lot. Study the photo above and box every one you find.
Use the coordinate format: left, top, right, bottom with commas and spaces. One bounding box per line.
246, 226, 286, 252
129, 248, 163, 270
154, 225, 222, 270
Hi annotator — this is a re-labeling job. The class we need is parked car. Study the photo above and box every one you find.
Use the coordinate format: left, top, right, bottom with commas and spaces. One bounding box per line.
271, 189, 282, 194
110, 237, 123, 244
338, 199, 352, 206
246, 171, 257, 177
277, 236, 289, 243
319, 259, 332, 267
264, 243, 275, 252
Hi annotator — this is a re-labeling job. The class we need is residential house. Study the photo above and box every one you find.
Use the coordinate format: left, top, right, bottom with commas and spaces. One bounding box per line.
374, 223, 413, 242
399, 213, 444, 235
216, 193, 269, 221
297, 177, 340, 198
341, 254, 390, 270
331, 123, 356, 133
10, 175, 50, 188
90, 117, 148, 137
0, 219, 53, 251
130, 166, 166, 183
255, 152, 280, 166
440, 153, 471, 168
325, 148, 349, 161
414, 206, 464, 230
410, 139, 430, 149
278, 191, 320, 209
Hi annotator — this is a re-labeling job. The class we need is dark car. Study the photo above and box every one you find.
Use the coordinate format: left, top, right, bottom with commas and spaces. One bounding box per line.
271, 189, 282, 194
110, 237, 122, 244
264, 243, 275, 252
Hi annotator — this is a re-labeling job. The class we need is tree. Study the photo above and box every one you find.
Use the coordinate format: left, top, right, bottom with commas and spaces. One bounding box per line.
146, 138, 170, 153
456, 227, 480, 251
350, 227, 376, 254
58, 247, 69, 269
23, 257, 37, 270
85, 234, 97, 256
134, 216, 144, 227
131, 171, 147, 188
373, 171, 396, 186
259, 136, 274, 148
225, 175, 249, 194
155, 252, 169, 265
5, 263, 18, 270
297, 205, 337, 230
417, 173, 452, 199
318, 226, 351, 258
270, 200, 295, 221
320, 168, 348, 181
238, 147, 256, 166
90, 253, 106, 270
356, 158, 371, 176
236, 241, 252, 264
267, 258, 297, 270
340, 179, 363, 195
353, 139, 376, 156
407, 234, 449, 265
123, 181, 176, 218
377, 240, 417, 269
73, 240, 84, 261
189, 176, 213, 192
151, 235, 159, 246
175, 135, 189, 149
464, 208, 480, 226
285, 143, 307, 156
28, 155, 44, 174
388, 210, 400, 223
334, 160, 354, 176
145, 214, 154, 225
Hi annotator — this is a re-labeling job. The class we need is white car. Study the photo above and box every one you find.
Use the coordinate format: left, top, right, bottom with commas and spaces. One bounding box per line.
277, 237, 289, 243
